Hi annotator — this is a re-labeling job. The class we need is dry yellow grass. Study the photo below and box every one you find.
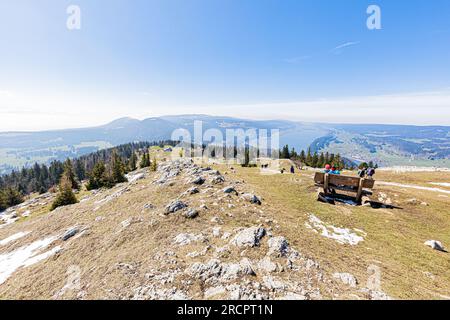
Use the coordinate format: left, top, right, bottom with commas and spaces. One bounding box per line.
0, 159, 449, 300
218, 165, 450, 299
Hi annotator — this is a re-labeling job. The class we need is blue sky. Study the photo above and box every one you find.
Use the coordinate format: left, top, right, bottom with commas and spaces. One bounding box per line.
1, 0, 450, 130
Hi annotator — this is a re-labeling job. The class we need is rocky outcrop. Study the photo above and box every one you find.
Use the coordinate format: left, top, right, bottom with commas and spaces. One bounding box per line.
267, 236, 289, 257
231, 227, 266, 248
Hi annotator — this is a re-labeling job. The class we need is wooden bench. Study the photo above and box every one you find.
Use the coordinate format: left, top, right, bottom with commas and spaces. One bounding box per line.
314, 172, 375, 203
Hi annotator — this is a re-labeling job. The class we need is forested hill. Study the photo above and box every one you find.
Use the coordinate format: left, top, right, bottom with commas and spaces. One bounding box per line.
1, 115, 449, 174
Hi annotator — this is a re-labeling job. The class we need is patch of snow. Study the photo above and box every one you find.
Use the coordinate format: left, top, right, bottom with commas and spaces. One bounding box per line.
0, 231, 31, 246
378, 166, 450, 173
377, 181, 450, 194
429, 182, 450, 188
305, 214, 364, 246
0, 236, 59, 285
126, 172, 145, 183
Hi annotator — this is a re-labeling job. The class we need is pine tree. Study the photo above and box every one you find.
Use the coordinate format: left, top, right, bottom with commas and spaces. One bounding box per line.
281, 145, 290, 159
299, 150, 306, 163
63, 159, 79, 190
306, 148, 313, 166
110, 151, 127, 184
358, 162, 369, 170
334, 154, 343, 170
325, 152, 330, 166
290, 148, 298, 158
311, 151, 319, 168
242, 147, 250, 167
150, 157, 158, 172
318, 152, 325, 168
329, 153, 335, 166
86, 162, 109, 190
0, 187, 23, 211
140, 152, 151, 168
74, 159, 86, 182
129, 153, 137, 172
51, 167, 78, 211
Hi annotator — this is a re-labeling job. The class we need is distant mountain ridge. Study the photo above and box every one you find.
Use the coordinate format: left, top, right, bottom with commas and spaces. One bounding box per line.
1, 115, 449, 173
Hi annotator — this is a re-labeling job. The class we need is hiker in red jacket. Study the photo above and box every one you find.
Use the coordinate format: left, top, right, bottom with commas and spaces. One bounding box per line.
323, 164, 331, 173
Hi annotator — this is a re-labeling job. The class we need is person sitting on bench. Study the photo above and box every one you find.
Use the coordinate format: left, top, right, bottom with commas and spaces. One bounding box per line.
330, 166, 341, 175
323, 164, 331, 173
367, 167, 376, 179
358, 167, 367, 178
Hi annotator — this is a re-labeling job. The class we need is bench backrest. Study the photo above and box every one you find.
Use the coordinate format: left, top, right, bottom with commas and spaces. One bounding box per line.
314, 172, 375, 189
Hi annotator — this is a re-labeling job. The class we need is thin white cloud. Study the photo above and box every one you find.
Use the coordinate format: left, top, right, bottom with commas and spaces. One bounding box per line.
331, 41, 360, 54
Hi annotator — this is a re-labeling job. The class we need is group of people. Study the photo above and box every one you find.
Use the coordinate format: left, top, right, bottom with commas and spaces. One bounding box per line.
358, 166, 376, 179
321, 163, 376, 178
280, 163, 375, 178
322, 164, 341, 175
280, 165, 297, 174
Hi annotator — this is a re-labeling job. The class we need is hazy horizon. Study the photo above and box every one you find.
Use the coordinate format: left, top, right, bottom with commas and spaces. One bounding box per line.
2, 111, 450, 134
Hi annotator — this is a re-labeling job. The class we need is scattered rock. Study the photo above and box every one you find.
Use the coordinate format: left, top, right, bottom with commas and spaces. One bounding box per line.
424, 240, 446, 252
121, 219, 132, 228
186, 187, 200, 195
173, 233, 204, 246
61, 227, 79, 241
221, 232, 232, 240
191, 177, 206, 185
184, 208, 199, 219
211, 175, 225, 184
333, 273, 358, 287
231, 227, 266, 248
223, 186, 238, 194
406, 198, 420, 205
212, 227, 221, 238
267, 236, 289, 257
215, 246, 231, 257
186, 258, 256, 283
165, 200, 188, 214
239, 258, 256, 276
258, 256, 278, 273
361, 288, 392, 300
210, 216, 222, 224
143, 203, 155, 210
22, 210, 31, 218
263, 275, 286, 291
279, 293, 307, 300
204, 285, 226, 298
241, 193, 262, 205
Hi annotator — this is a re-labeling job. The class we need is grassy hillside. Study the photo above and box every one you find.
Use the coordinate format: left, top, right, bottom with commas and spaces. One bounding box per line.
1, 153, 449, 300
